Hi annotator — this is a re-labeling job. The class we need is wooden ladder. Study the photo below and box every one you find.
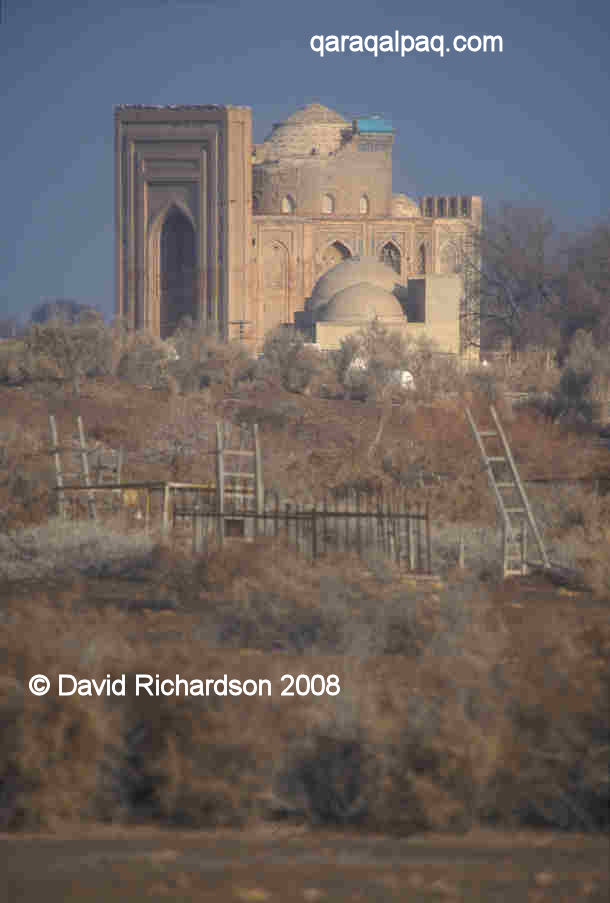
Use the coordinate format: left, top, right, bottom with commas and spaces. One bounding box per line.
465, 405, 550, 577
49, 415, 97, 521
215, 421, 263, 544
48, 415, 123, 521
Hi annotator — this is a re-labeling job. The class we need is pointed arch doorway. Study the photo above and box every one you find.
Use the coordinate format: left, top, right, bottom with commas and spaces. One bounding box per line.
159, 208, 198, 338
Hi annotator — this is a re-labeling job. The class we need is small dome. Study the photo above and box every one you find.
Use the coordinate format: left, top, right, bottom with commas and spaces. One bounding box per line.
259, 103, 349, 159
309, 255, 399, 310
318, 282, 405, 322
391, 194, 419, 217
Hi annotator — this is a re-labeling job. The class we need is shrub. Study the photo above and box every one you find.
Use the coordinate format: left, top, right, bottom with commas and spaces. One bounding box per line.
0, 520, 156, 581
22, 314, 114, 395
552, 330, 610, 424
168, 324, 254, 393
464, 364, 506, 406
259, 326, 332, 395
115, 331, 173, 388
335, 321, 461, 403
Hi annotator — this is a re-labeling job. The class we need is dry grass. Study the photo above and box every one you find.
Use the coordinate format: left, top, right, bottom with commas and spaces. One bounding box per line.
0, 359, 608, 837
1, 541, 608, 834
0, 519, 156, 582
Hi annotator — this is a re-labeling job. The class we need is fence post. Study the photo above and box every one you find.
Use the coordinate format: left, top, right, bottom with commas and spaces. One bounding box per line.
409, 508, 416, 571
295, 501, 300, 557
77, 416, 96, 522
426, 500, 432, 574
215, 422, 225, 546
49, 415, 66, 521
162, 483, 171, 538
253, 422, 263, 537
323, 494, 328, 558
520, 519, 528, 576
356, 490, 362, 559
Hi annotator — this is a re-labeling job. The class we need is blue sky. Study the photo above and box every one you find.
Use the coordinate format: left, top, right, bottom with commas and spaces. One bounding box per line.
1, 0, 609, 321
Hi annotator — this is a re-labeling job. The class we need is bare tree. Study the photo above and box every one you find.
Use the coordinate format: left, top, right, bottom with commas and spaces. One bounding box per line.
461, 205, 561, 352
335, 320, 412, 458
557, 220, 610, 353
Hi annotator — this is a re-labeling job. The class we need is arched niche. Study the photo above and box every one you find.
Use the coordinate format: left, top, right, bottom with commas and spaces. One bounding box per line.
280, 194, 296, 214
317, 240, 352, 276
379, 241, 401, 275
417, 242, 427, 275
439, 242, 460, 274
158, 207, 198, 339
262, 240, 290, 332
322, 193, 335, 214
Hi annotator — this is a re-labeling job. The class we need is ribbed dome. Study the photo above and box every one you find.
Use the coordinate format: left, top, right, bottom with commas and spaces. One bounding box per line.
260, 103, 349, 159
309, 256, 399, 310
283, 103, 348, 125
391, 193, 419, 217
318, 282, 405, 322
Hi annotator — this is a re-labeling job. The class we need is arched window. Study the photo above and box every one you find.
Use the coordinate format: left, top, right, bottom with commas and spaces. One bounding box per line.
418, 243, 427, 275
281, 194, 296, 214
440, 242, 460, 274
359, 194, 370, 215
322, 193, 335, 214
380, 242, 401, 275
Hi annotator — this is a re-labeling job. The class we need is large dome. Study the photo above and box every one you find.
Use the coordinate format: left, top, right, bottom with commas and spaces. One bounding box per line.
259, 103, 349, 159
318, 282, 405, 322
309, 255, 399, 311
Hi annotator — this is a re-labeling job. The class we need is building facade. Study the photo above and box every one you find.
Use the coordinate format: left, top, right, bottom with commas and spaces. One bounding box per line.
115, 102, 481, 353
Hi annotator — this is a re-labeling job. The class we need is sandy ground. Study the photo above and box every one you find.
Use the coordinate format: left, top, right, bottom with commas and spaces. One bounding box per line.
2, 826, 608, 902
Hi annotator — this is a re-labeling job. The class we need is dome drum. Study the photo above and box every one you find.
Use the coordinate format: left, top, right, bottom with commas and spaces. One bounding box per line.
317, 281, 406, 322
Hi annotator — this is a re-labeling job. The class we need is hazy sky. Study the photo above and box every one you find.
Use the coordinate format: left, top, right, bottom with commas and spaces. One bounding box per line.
1, 0, 609, 321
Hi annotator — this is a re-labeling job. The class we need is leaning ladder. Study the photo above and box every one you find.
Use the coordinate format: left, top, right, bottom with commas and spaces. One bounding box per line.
48, 415, 123, 522
465, 405, 550, 577
215, 421, 264, 545
49, 414, 97, 521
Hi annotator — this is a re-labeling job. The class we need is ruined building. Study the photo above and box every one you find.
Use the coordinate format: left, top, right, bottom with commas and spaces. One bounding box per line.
115, 102, 481, 354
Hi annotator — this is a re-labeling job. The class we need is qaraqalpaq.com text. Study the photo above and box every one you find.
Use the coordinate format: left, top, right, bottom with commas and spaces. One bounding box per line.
310, 33, 503, 58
